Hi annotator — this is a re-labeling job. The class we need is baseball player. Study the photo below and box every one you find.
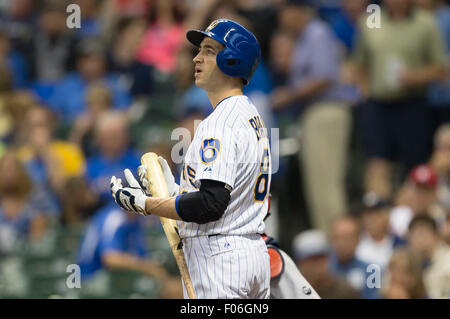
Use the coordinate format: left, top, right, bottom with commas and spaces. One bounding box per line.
262, 200, 320, 299
110, 19, 271, 299
264, 235, 320, 299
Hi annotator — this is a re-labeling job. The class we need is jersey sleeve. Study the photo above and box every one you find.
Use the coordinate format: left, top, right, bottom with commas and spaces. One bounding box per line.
194, 124, 239, 189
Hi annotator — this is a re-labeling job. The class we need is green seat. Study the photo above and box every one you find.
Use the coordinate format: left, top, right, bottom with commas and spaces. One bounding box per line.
0, 256, 29, 298
109, 270, 160, 299
54, 224, 86, 259
78, 270, 111, 299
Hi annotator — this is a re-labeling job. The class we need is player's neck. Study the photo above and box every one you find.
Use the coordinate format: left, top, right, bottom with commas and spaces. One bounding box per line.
207, 87, 243, 109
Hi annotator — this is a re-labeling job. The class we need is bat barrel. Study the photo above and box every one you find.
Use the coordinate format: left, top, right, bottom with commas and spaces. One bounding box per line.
140, 152, 197, 299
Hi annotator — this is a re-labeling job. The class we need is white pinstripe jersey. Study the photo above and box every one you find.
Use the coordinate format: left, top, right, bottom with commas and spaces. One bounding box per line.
177, 95, 271, 238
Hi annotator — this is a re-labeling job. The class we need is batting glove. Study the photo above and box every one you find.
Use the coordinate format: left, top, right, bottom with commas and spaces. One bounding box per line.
110, 169, 149, 216
137, 156, 179, 197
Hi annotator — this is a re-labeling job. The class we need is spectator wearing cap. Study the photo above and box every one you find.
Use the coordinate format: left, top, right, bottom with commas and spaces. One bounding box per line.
48, 38, 132, 125
329, 216, 380, 298
352, 0, 447, 200
293, 229, 361, 298
272, 0, 355, 236
355, 192, 406, 271
408, 214, 450, 298
390, 164, 439, 239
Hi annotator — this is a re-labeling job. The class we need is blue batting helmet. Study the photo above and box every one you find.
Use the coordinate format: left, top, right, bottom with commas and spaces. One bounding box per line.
186, 19, 261, 85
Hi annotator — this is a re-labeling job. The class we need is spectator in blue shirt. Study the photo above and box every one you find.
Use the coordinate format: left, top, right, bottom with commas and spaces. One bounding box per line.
329, 216, 380, 299
327, 0, 370, 54
76, 202, 181, 297
73, 0, 103, 39
77, 202, 145, 277
416, 0, 450, 127
86, 111, 140, 205
49, 38, 132, 125
76, 202, 164, 278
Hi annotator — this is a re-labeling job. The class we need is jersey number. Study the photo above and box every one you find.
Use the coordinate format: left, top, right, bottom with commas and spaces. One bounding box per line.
254, 148, 269, 202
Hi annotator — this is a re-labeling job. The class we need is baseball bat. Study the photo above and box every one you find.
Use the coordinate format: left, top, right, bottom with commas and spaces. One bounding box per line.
140, 152, 197, 299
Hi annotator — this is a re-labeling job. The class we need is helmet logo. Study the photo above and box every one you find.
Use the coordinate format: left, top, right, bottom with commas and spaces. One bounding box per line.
206, 19, 227, 32
224, 28, 235, 42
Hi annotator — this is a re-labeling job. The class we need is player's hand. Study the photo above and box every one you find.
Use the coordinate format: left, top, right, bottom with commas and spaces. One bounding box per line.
110, 169, 149, 216
138, 156, 179, 197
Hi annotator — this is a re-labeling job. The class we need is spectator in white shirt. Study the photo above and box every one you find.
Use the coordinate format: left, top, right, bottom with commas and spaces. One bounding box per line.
355, 192, 407, 271
408, 214, 450, 299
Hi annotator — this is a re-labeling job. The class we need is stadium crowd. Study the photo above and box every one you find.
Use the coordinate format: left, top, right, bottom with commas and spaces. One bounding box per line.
0, 0, 449, 299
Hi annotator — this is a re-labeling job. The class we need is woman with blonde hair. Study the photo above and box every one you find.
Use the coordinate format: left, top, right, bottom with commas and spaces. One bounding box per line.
382, 248, 427, 299
0, 151, 50, 252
